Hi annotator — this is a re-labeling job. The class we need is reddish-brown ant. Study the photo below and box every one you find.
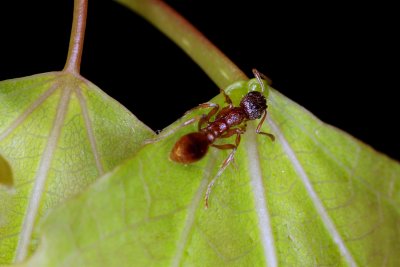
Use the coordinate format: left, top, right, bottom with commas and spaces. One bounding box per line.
170, 69, 274, 208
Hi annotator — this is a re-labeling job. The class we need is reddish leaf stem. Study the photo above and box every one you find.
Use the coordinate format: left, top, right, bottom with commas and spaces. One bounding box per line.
117, 0, 248, 89
63, 0, 88, 74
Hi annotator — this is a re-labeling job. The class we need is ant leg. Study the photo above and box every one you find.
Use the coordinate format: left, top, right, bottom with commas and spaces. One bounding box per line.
207, 90, 234, 121
184, 102, 218, 116
255, 111, 275, 141
205, 129, 243, 208
143, 115, 204, 144
211, 143, 236, 150
204, 150, 235, 208
211, 127, 244, 154
198, 103, 220, 130
146, 102, 221, 144
218, 126, 246, 139
219, 89, 233, 107
184, 102, 219, 130
212, 126, 246, 168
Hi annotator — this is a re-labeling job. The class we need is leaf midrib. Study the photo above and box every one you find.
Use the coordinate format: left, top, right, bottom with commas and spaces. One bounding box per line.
244, 124, 278, 267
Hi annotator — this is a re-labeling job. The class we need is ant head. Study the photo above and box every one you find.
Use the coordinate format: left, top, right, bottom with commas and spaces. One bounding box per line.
240, 91, 267, 120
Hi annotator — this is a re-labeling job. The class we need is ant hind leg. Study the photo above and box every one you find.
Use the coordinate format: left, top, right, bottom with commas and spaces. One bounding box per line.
205, 128, 243, 208
204, 149, 236, 208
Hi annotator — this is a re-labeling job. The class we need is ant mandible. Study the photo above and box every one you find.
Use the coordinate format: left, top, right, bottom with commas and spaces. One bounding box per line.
170, 69, 275, 208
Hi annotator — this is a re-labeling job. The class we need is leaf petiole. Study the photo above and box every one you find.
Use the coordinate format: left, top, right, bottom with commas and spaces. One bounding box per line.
63, 0, 88, 74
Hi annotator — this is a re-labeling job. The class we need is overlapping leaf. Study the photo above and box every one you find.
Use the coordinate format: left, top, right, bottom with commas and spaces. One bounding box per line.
0, 154, 13, 187
0, 72, 154, 263
17, 80, 400, 267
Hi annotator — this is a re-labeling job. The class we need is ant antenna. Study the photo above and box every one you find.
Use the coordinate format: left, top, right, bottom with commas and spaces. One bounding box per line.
252, 69, 265, 92
252, 69, 272, 93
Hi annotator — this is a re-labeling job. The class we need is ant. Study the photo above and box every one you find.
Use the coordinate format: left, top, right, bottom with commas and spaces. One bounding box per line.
170, 69, 275, 208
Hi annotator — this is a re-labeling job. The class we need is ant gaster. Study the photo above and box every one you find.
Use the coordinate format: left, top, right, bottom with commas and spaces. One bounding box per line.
170, 69, 275, 208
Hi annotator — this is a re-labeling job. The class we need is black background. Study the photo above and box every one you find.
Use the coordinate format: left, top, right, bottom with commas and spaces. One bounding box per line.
0, 1, 398, 161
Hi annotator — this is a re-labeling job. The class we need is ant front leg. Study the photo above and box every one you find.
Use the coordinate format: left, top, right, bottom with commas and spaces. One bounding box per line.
220, 89, 233, 108
145, 102, 220, 144
143, 115, 206, 144
144, 103, 220, 144
205, 127, 244, 208
256, 111, 275, 141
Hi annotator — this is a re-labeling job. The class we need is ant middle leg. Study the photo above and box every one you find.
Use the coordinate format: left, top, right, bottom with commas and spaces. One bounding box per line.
211, 126, 246, 167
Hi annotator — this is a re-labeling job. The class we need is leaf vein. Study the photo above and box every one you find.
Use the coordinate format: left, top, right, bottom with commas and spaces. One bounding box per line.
75, 86, 104, 175
0, 81, 59, 142
269, 92, 399, 212
268, 117, 358, 267
170, 150, 218, 267
14, 85, 71, 262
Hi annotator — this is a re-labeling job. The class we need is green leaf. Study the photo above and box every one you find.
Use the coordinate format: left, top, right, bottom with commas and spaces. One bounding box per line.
0, 154, 13, 187
0, 72, 154, 263
18, 79, 400, 266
